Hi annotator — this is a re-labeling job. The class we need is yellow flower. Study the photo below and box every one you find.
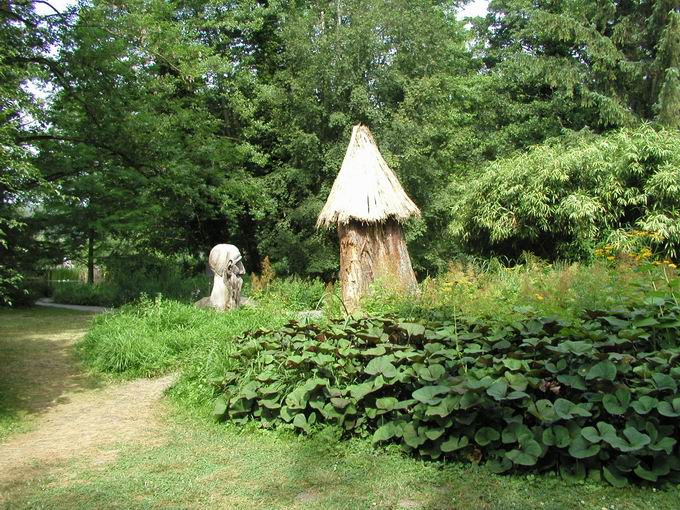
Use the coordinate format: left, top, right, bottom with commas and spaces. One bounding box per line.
607, 256, 615, 261
535, 294, 544, 300
669, 263, 677, 269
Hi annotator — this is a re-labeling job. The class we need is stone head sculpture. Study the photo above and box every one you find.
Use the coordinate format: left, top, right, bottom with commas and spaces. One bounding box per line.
208, 244, 245, 310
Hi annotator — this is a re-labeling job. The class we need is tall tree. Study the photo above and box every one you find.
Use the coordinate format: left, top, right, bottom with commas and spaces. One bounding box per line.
0, 0, 68, 302
244, 0, 476, 275
470, 0, 680, 155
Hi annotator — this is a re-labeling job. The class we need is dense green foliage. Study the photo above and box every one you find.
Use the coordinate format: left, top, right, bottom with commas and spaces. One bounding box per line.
0, 1, 62, 303
2, 0, 679, 305
213, 299, 680, 486
74, 261, 680, 487
449, 125, 680, 260
477, 1, 680, 136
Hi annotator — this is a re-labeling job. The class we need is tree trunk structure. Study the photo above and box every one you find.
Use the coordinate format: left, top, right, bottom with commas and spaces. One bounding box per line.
338, 219, 417, 311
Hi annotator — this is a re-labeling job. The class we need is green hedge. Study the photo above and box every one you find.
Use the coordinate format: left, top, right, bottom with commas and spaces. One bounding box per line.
213, 298, 680, 486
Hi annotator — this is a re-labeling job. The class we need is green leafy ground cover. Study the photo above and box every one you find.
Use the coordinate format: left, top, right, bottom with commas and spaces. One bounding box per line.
214, 302, 680, 486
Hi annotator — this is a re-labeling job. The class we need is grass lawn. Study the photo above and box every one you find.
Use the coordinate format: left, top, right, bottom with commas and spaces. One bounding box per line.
3, 406, 678, 510
2, 307, 679, 509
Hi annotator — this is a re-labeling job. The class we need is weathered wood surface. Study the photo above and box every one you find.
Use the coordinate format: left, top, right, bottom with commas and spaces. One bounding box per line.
196, 244, 245, 311
338, 219, 416, 311
209, 272, 243, 310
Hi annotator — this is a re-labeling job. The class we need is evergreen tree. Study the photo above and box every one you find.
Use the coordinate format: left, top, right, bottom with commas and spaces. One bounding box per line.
473, 0, 680, 151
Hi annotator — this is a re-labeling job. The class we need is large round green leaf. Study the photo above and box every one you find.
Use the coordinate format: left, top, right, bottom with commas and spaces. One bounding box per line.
475, 426, 501, 446
586, 361, 617, 381
441, 435, 469, 453
602, 388, 631, 414
657, 397, 680, 417
412, 385, 449, 404
365, 356, 398, 378
568, 437, 601, 459
506, 439, 542, 466
631, 396, 658, 415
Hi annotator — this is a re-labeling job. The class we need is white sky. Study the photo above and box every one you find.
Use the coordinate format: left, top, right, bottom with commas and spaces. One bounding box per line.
457, 0, 489, 19
34, 0, 74, 15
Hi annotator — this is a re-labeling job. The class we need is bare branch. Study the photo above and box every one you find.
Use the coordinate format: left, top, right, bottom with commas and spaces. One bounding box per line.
33, 0, 62, 15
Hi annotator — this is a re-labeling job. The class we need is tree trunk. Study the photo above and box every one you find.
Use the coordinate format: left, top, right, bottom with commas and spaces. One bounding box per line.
338, 219, 416, 311
87, 228, 95, 285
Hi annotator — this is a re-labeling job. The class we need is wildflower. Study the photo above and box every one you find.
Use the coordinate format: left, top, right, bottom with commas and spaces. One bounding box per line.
607, 256, 615, 261
535, 294, 544, 300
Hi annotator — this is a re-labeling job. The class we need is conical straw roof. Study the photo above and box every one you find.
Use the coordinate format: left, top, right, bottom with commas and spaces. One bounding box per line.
316, 124, 420, 228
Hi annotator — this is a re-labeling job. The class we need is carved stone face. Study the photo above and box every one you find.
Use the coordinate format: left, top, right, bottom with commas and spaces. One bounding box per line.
209, 244, 245, 278
229, 252, 246, 276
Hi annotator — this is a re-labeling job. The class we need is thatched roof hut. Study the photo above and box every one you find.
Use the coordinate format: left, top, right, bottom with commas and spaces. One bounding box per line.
317, 124, 420, 311
316, 125, 420, 227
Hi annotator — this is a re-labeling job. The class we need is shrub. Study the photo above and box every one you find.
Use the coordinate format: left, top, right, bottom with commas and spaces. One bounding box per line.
448, 125, 680, 261
213, 299, 680, 486
52, 282, 118, 307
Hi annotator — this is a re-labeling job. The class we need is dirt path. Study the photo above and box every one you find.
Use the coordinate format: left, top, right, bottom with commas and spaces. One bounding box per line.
0, 308, 173, 500
35, 297, 112, 313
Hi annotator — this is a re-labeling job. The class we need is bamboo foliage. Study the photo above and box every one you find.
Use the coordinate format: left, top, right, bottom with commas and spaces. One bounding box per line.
449, 125, 680, 259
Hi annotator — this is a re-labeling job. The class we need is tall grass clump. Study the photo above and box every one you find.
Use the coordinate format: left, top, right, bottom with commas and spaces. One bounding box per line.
76, 274, 329, 405
78, 293, 304, 379
363, 257, 673, 322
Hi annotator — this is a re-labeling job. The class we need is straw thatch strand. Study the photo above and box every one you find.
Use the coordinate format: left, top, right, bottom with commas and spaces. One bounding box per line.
316, 124, 420, 228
